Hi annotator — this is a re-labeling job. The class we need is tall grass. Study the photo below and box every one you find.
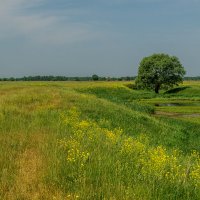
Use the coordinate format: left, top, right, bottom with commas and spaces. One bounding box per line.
50, 107, 200, 199
0, 81, 199, 199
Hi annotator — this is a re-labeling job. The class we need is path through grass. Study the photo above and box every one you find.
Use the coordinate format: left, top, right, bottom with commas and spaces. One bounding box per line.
0, 81, 199, 199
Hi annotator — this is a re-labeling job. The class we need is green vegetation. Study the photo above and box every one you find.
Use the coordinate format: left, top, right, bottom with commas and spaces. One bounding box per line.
92, 74, 99, 81
0, 76, 135, 82
136, 53, 185, 93
0, 75, 200, 82
0, 81, 199, 199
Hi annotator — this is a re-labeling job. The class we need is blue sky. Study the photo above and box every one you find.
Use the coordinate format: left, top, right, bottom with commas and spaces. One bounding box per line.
0, 0, 199, 77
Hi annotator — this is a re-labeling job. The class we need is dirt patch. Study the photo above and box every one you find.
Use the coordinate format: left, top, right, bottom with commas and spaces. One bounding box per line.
180, 113, 200, 117
154, 111, 180, 117
154, 111, 200, 118
0, 131, 64, 200
6, 149, 44, 200
154, 102, 200, 107
4, 133, 64, 200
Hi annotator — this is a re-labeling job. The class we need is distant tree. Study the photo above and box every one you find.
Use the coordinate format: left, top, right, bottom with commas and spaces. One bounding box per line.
74, 77, 80, 81
184, 76, 200, 81
9, 77, 15, 81
92, 74, 99, 81
135, 53, 186, 93
125, 76, 131, 81
106, 77, 111, 81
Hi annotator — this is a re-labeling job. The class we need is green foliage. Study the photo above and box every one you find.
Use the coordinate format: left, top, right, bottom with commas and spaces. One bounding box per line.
76, 85, 200, 153
0, 75, 136, 81
92, 74, 99, 81
77, 86, 155, 114
136, 53, 186, 93
56, 108, 200, 199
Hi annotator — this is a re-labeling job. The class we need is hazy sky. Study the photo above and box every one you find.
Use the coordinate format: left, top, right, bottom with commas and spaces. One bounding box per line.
0, 0, 200, 77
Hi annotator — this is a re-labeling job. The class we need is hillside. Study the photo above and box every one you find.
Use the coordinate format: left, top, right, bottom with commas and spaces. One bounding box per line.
0, 81, 199, 199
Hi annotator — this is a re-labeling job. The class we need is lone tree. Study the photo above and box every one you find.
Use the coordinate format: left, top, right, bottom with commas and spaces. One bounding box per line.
92, 74, 99, 81
135, 53, 186, 93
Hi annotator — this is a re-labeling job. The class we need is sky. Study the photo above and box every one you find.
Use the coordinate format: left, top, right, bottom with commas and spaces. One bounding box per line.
0, 0, 200, 77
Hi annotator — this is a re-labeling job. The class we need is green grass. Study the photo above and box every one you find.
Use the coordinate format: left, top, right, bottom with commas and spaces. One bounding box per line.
0, 81, 200, 199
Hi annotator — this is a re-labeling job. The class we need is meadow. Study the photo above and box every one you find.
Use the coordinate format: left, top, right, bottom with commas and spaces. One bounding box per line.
0, 81, 199, 200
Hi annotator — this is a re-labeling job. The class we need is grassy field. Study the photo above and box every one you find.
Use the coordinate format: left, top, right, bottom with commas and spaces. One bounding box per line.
0, 81, 200, 200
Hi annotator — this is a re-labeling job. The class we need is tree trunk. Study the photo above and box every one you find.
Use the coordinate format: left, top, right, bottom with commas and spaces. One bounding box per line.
155, 84, 160, 94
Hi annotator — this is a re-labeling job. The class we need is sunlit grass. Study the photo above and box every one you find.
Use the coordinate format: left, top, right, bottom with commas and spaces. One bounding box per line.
0, 81, 200, 199
54, 107, 200, 199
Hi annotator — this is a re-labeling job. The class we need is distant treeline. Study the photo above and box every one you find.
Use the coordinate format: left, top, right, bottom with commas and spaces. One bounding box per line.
0, 75, 136, 81
0, 75, 199, 81
184, 76, 200, 81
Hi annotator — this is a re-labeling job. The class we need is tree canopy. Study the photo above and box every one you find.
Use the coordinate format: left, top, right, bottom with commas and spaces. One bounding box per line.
135, 53, 186, 93
92, 74, 99, 81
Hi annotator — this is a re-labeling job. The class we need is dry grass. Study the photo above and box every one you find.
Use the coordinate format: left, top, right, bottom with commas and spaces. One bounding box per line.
7, 148, 43, 200
2, 132, 65, 200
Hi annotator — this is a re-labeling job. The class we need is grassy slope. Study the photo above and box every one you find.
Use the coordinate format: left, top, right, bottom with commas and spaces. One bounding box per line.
0, 81, 200, 199
76, 82, 200, 153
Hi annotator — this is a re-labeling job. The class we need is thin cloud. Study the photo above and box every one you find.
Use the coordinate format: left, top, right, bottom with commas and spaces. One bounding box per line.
0, 0, 101, 45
